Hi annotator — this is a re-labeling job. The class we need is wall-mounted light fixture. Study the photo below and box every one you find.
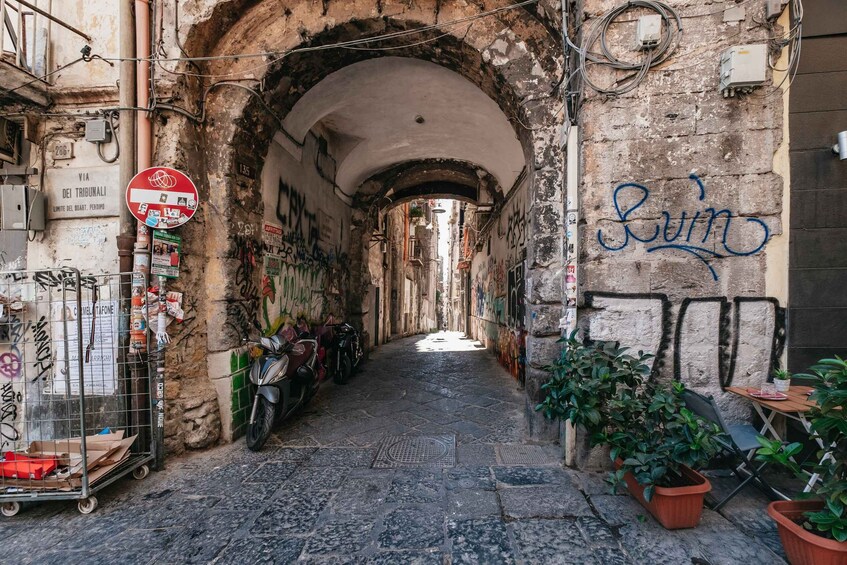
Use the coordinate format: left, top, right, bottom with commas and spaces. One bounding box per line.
832, 131, 847, 161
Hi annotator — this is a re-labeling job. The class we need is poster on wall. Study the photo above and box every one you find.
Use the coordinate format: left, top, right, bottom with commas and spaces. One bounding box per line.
151, 231, 181, 278
264, 254, 282, 277
52, 300, 119, 396
263, 223, 283, 250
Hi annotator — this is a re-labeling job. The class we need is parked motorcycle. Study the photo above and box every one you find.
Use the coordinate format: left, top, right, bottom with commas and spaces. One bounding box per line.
244, 321, 322, 451
327, 322, 364, 385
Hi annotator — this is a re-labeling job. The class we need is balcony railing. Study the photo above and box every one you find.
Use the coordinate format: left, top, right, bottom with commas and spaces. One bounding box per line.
1, 0, 90, 104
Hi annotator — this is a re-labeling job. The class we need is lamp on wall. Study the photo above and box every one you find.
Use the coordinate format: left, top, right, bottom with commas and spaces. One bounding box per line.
432, 204, 447, 214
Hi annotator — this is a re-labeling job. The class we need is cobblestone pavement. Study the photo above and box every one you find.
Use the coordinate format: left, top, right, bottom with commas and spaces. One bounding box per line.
2, 333, 787, 564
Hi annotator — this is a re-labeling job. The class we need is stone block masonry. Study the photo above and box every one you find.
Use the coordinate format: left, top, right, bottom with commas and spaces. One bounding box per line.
577, 0, 790, 433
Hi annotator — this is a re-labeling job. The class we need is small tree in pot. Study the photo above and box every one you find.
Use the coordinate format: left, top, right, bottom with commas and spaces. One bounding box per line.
537, 332, 723, 529
756, 357, 847, 564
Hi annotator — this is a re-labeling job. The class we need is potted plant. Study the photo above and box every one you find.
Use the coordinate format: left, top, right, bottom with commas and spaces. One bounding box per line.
537, 333, 723, 529
756, 356, 847, 565
773, 368, 792, 393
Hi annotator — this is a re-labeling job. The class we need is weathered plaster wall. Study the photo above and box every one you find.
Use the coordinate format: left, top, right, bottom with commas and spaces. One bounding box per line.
577, 0, 789, 425
469, 180, 529, 381
259, 130, 351, 332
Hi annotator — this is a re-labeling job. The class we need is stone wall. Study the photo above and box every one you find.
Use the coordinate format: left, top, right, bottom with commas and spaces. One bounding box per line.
576, 0, 790, 428
469, 178, 529, 382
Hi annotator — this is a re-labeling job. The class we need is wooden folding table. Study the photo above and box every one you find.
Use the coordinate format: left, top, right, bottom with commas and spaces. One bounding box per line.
726, 385, 830, 493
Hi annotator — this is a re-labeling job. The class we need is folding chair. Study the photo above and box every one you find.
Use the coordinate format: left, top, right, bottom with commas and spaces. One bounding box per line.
681, 388, 785, 510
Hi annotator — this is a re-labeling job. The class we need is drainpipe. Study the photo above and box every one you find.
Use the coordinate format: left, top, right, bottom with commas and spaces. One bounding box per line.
117, 0, 136, 272
129, 0, 152, 352
133, 0, 163, 470
135, 0, 152, 171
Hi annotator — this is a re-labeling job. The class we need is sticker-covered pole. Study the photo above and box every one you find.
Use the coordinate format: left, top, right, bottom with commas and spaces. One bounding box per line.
154, 274, 168, 468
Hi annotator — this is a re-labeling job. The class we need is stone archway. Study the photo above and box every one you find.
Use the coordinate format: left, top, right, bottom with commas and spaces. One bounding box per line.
154, 0, 565, 448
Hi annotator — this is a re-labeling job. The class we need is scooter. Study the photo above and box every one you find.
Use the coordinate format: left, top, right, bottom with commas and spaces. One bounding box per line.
328, 322, 364, 384
245, 321, 321, 451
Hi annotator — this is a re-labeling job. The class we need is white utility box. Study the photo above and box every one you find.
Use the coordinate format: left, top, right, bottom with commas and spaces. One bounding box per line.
636, 14, 662, 49
720, 44, 768, 96
0, 185, 46, 231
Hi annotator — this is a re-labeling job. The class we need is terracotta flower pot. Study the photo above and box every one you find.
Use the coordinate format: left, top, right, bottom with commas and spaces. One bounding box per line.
614, 459, 711, 529
768, 500, 847, 565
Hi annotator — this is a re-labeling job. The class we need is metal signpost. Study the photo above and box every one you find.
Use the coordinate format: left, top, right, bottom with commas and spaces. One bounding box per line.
125, 167, 198, 470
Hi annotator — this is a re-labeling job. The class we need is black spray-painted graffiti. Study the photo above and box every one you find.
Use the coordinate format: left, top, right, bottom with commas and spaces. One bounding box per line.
0, 312, 25, 380
584, 292, 785, 388
505, 206, 525, 254
227, 234, 262, 338
0, 381, 21, 450
31, 316, 53, 382
276, 180, 320, 253
507, 263, 525, 330
597, 174, 770, 281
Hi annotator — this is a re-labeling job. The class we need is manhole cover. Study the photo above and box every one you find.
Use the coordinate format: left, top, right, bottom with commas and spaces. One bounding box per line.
496, 444, 560, 466
373, 434, 456, 468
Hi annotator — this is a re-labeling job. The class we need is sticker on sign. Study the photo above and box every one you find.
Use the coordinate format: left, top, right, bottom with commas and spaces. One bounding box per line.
126, 167, 199, 230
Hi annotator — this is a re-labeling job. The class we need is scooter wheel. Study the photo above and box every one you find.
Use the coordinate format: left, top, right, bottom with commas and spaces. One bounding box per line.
333, 354, 353, 385
246, 395, 276, 452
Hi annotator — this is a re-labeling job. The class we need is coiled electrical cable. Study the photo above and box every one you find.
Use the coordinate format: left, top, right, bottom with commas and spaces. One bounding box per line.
579, 1, 683, 96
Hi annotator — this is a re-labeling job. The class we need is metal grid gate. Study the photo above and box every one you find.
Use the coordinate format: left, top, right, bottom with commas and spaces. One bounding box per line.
0, 268, 154, 515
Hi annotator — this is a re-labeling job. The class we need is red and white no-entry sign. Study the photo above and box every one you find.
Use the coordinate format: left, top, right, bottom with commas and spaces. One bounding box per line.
126, 167, 199, 230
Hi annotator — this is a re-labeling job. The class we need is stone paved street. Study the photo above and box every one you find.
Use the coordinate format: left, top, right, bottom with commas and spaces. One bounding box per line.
2, 333, 787, 564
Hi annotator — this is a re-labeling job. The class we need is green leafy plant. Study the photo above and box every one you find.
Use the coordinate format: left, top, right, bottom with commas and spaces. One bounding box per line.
409, 205, 425, 219
773, 368, 791, 381
537, 332, 723, 501
756, 356, 847, 542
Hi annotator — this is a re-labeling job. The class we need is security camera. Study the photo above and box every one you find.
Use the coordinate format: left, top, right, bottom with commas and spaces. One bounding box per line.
833, 131, 847, 161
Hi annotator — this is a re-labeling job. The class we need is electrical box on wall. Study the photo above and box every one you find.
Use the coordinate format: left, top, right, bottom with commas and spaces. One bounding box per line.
84, 119, 111, 143
0, 185, 46, 231
636, 14, 662, 49
720, 44, 768, 96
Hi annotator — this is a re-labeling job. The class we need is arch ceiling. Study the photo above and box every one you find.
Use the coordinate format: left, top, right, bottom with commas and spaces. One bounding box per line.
282, 57, 526, 198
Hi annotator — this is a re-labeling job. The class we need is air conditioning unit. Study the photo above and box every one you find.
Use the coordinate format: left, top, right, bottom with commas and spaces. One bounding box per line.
0, 118, 21, 164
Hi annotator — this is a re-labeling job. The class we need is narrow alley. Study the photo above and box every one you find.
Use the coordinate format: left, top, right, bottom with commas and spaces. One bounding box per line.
0, 333, 786, 564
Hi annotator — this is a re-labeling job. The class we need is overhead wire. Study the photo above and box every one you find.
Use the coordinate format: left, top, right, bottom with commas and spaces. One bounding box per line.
579, 1, 683, 97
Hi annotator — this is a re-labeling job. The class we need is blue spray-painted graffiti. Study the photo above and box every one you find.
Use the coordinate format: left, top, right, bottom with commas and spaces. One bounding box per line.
597, 174, 770, 281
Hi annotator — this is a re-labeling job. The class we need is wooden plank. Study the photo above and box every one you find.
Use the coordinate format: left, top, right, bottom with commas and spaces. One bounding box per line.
789, 71, 847, 113
788, 307, 847, 347
801, 0, 847, 38
791, 189, 847, 230
788, 110, 847, 151
796, 37, 847, 74
789, 228, 847, 268
789, 150, 847, 191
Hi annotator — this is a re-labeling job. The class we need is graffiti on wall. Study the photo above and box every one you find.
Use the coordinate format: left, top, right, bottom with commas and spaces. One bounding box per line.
261, 180, 348, 330
597, 174, 770, 281
507, 263, 525, 330
584, 292, 786, 389
276, 180, 320, 255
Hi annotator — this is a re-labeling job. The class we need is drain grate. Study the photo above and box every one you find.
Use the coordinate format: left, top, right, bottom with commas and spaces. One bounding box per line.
373, 434, 456, 468
495, 444, 560, 466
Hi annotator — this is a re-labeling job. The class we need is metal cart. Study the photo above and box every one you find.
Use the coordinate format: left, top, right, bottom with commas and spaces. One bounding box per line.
0, 268, 155, 515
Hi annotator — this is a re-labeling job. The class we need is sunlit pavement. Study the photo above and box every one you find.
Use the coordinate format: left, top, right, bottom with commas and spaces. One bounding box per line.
2, 332, 786, 564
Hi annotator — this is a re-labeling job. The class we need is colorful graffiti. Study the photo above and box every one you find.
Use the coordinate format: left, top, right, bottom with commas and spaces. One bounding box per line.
597, 174, 770, 281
